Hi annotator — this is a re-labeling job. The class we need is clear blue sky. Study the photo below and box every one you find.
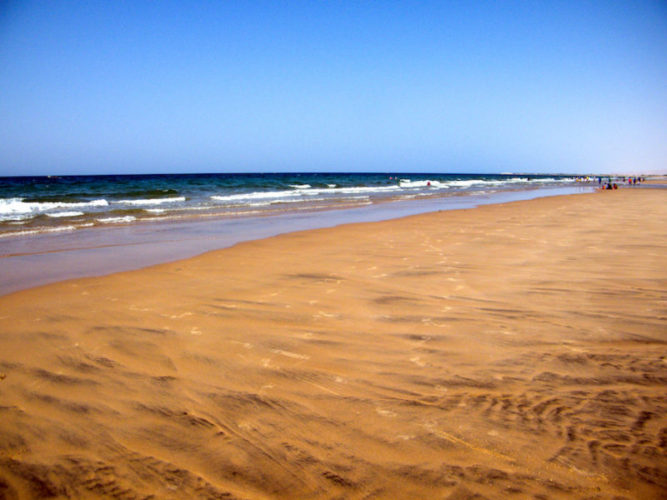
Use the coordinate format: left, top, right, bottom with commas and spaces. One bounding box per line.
1, 1, 665, 176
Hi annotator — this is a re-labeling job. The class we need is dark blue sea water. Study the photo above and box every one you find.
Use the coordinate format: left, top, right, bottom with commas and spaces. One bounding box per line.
0, 172, 587, 237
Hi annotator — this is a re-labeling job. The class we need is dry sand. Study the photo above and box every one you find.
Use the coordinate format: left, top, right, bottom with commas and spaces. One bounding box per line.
0, 189, 665, 499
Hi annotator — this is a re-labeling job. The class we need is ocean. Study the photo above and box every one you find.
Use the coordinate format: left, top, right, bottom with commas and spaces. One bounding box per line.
0, 172, 587, 238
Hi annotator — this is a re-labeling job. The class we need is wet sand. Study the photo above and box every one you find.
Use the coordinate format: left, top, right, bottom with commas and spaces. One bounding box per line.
0, 188, 665, 499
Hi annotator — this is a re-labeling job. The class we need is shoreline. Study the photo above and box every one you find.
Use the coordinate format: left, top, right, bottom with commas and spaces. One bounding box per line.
0, 188, 665, 498
0, 173, 583, 240
0, 185, 592, 296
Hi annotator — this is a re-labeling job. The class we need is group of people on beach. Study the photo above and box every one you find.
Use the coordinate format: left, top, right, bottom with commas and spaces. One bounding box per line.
597, 176, 644, 191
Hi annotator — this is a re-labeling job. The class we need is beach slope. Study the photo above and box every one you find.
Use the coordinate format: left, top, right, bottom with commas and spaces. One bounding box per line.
0, 189, 665, 499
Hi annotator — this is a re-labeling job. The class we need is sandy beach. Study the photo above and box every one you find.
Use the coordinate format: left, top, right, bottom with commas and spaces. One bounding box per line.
0, 188, 665, 499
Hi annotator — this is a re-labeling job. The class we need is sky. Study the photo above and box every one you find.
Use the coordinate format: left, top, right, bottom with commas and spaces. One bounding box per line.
0, 1, 665, 176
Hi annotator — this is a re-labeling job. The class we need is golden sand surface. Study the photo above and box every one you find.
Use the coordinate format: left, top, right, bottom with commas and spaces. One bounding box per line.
0, 189, 665, 499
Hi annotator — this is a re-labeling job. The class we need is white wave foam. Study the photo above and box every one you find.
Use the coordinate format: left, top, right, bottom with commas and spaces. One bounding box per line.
206, 178, 576, 208
443, 180, 488, 188
0, 225, 78, 238
97, 216, 136, 224
46, 211, 85, 218
398, 179, 446, 188
211, 190, 302, 203
528, 177, 573, 183
218, 197, 327, 208
398, 177, 573, 191
0, 198, 108, 221
115, 196, 186, 206
0, 214, 31, 222
211, 185, 401, 205
0, 198, 30, 219
336, 185, 401, 194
